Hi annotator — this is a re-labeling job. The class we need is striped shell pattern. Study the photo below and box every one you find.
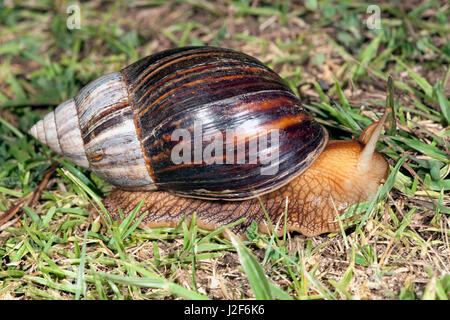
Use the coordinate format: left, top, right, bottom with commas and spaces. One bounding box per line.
29, 46, 327, 200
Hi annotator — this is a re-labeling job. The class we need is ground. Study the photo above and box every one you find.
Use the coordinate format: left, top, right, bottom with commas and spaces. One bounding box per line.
0, 0, 449, 300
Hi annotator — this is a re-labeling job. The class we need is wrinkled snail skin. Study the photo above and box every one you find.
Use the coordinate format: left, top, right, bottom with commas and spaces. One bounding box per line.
30, 46, 389, 237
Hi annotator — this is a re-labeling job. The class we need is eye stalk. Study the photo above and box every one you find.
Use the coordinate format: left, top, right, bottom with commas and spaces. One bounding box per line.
357, 111, 388, 178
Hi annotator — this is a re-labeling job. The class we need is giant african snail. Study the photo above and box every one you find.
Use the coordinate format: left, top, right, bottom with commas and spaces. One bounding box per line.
29, 46, 389, 237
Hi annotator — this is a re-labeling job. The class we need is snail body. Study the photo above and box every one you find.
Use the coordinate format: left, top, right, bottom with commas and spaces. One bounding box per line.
30, 46, 389, 237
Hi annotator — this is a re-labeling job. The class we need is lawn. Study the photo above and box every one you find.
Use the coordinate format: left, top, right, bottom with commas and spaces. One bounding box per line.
0, 0, 448, 300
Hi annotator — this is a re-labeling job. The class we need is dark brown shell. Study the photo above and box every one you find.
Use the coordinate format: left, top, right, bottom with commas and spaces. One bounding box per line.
122, 46, 327, 200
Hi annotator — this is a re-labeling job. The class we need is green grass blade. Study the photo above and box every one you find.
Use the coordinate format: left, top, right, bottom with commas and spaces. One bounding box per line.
75, 228, 88, 300
385, 75, 397, 135
226, 229, 273, 300
95, 272, 209, 300
435, 83, 450, 125
389, 137, 448, 162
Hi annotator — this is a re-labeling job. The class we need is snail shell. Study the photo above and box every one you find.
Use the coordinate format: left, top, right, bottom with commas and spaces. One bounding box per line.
30, 46, 327, 200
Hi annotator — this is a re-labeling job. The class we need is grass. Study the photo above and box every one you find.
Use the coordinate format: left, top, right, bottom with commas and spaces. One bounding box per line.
0, 0, 449, 300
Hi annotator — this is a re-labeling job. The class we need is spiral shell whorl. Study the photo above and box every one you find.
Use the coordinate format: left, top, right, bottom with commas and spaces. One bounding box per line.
73, 72, 155, 190
122, 46, 326, 199
30, 72, 155, 190
43, 111, 62, 154
29, 98, 89, 168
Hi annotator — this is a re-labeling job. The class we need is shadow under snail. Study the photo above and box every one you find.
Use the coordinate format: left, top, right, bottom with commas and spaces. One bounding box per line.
29, 46, 389, 237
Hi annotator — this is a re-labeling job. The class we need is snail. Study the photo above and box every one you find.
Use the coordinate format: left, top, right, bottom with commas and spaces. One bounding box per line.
29, 46, 389, 237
